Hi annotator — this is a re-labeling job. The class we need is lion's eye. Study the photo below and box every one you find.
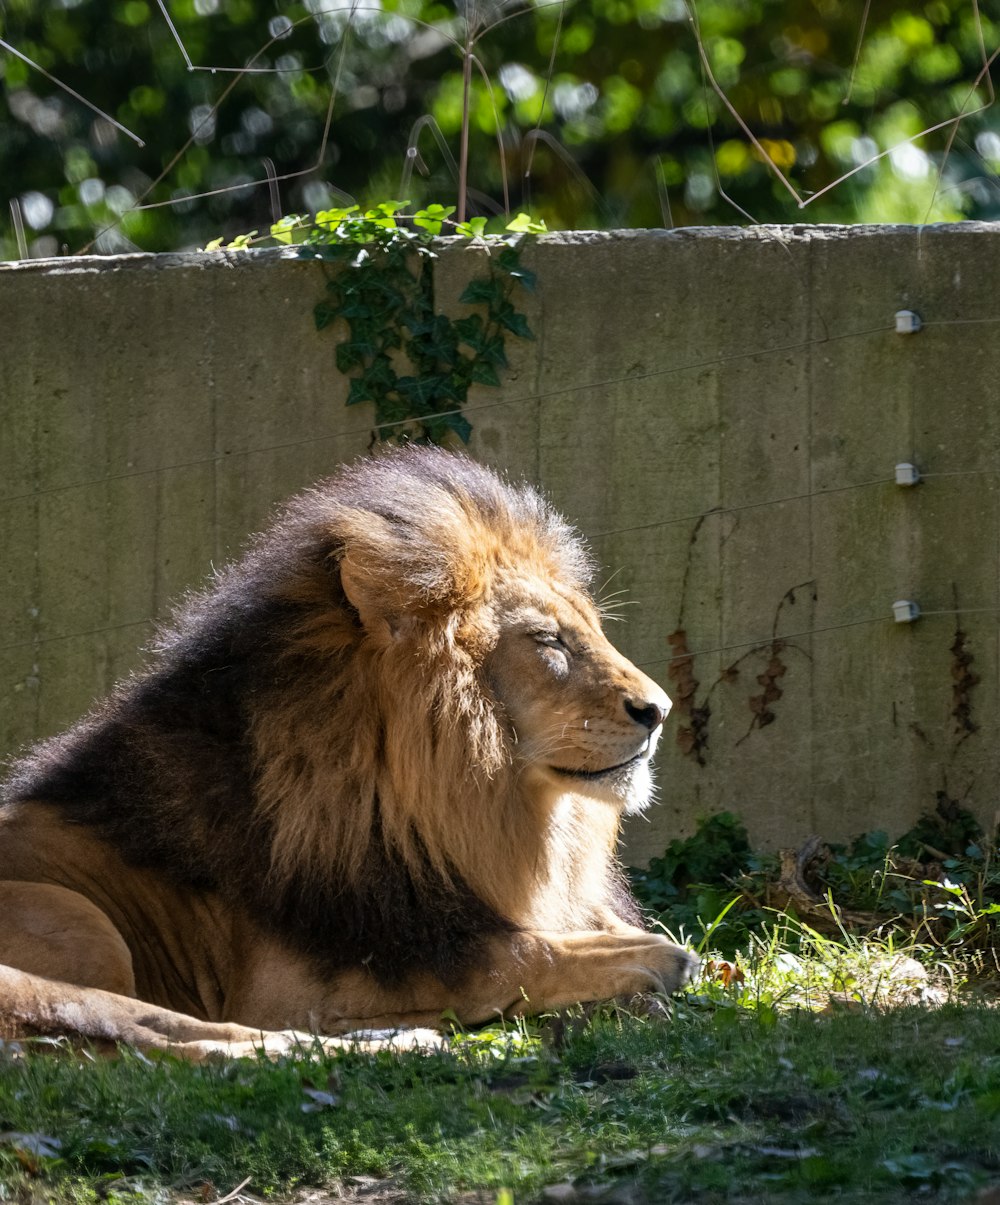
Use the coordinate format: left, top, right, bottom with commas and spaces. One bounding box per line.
533, 631, 567, 650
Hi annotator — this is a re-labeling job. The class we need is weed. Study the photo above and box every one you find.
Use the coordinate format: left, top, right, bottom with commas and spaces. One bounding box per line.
631, 806, 1000, 972
630, 811, 771, 955
208, 202, 543, 448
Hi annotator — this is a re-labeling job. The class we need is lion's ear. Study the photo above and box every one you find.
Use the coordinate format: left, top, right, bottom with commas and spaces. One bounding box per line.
339, 556, 415, 641
333, 504, 470, 636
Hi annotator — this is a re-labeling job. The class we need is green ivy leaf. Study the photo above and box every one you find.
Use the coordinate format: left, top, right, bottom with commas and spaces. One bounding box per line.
470, 360, 501, 387
346, 378, 374, 406
362, 201, 405, 230
499, 310, 534, 339
315, 206, 359, 228
366, 355, 397, 389
405, 343, 437, 373
396, 374, 449, 408
506, 212, 548, 234
373, 200, 407, 217
314, 301, 340, 331
479, 334, 509, 367
413, 204, 456, 236
494, 247, 536, 290
505, 266, 537, 292
454, 314, 487, 351
336, 342, 370, 372
455, 216, 488, 239
417, 315, 460, 365
459, 278, 504, 306
339, 300, 375, 320
427, 411, 473, 444
399, 312, 436, 338
367, 281, 408, 311
270, 214, 307, 244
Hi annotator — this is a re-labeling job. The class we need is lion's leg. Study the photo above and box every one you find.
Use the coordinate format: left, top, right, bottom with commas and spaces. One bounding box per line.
0, 883, 440, 1062
490, 930, 698, 1019
377, 930, 697, 1027
0, 882, 137, 996
0, 965, 442, 1061
234, 930, 697, 1035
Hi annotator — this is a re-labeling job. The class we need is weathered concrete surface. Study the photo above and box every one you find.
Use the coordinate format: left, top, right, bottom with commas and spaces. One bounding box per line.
1, 226, 998, 862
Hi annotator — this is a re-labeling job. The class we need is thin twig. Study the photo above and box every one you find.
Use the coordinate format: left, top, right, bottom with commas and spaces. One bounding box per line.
9, 200, 27, 260
457, 39, 474, 223
214, 1176, 252, 1205
471, 53, 510, 216
685, 0, 802, 207
523, 0, 564, 206
843, 0, 872, 106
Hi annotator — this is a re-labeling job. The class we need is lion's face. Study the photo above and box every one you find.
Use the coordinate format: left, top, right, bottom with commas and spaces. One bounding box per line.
482, 575, 670, 814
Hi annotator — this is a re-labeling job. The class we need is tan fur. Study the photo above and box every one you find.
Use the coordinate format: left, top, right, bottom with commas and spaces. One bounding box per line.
0, 449, 696, 1057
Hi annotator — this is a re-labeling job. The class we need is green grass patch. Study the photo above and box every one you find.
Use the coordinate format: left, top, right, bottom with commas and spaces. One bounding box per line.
1, 1001, 999, 1203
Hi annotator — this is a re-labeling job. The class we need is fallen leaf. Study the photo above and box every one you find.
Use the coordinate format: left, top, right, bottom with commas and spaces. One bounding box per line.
704, 959, 745, 987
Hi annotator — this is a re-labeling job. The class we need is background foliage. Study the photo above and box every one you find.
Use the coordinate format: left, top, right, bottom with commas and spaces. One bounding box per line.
2, 0, 999, 258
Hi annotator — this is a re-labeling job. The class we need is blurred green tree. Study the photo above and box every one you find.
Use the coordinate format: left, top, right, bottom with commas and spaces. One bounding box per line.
1, 0, 997, 257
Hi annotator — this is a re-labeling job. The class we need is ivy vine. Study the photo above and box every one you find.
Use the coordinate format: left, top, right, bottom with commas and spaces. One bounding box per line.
270, 203, 543, 446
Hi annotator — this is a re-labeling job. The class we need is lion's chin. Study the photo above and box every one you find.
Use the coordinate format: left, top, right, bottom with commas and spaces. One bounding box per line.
549, 753, 644, 782
547, 755, 655, 814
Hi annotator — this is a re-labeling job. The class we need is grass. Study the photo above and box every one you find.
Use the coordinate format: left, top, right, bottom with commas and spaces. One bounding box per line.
2, 935, 998, 1204
2, 812, 999, 1204
1, 990, 999, 1203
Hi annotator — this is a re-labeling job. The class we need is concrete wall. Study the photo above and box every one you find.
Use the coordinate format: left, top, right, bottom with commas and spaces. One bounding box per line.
1, 225, 998, 863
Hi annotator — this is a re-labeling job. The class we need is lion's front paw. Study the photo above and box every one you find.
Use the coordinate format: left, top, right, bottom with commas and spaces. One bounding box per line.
633, 936, 699, 996
510, 929, 699, 1016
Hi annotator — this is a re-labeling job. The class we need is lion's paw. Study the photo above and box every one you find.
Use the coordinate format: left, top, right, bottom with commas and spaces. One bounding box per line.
636, 937, 699, 996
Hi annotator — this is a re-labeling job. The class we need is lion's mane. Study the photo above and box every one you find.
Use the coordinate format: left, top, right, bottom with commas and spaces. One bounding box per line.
5, 448, 620, 989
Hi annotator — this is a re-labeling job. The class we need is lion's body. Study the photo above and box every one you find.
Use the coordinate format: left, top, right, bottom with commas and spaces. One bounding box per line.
0, 449, 694, 1057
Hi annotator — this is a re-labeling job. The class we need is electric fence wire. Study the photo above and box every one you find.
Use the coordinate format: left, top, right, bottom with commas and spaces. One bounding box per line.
3, 604, 999, 661
625, 730, 999, 798
635, 607, 1000, 671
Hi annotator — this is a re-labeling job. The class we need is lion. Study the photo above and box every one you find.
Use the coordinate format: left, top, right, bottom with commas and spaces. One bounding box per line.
0, 446, 695, 1058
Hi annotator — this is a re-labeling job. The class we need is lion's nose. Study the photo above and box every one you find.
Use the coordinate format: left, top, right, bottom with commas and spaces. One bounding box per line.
624, 698, 669, 731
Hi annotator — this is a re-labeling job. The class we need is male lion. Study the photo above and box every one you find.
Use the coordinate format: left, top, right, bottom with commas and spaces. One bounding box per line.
0, 447, 695, 1058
